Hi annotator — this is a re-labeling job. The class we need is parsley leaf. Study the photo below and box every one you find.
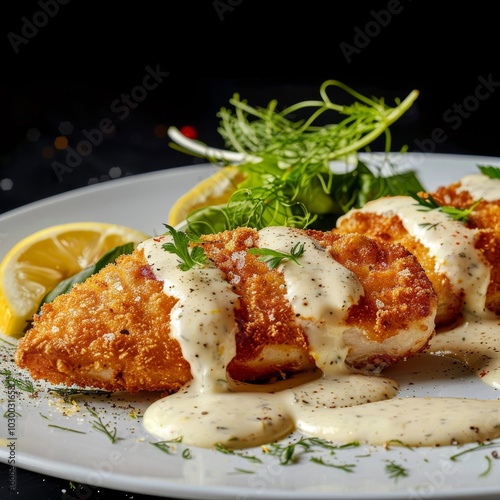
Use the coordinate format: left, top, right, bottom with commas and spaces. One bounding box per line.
478, 164, 500, 179
162, 225, 207, 271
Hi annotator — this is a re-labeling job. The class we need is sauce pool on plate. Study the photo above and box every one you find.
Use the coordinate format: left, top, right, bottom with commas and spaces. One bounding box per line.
140, 224, 500, 450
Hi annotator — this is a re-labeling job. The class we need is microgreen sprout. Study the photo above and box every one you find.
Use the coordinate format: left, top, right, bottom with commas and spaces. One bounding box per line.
169, 81, 423, 234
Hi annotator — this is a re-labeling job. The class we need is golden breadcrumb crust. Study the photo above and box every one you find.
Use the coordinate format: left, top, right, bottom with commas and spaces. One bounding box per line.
15, 227, 437, 392
335, 212, 463, 326
432, 183, 500, 316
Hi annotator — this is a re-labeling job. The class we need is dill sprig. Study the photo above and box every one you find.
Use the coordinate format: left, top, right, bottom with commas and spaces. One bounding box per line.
264, 436, 359, 465
309, 456, 356, 472
247, 242, 305, 269
87, 407, 120, 444
480, 455, 494, 478
215, 442, 263, 464
162, 225, 207, 271
0, 369, 34, 393
450, 441, 500, 461
410, 192, 481, 223
150, 437, 185, 455
384, 459, 409, 481
47, 424, 87, 435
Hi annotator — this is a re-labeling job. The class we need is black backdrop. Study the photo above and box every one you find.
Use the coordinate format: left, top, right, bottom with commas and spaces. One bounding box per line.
0, 1, 499, 498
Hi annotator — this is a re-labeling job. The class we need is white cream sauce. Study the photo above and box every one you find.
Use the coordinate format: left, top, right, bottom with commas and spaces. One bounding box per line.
141, 227, 500, 450
456, 173, 500, 202
337, 195, 490, 316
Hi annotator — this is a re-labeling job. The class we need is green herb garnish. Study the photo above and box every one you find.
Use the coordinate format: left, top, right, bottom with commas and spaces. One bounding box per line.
478, 164, 500, 179
384, 460, 409, 481
151, 437, 184, 455
247, 242, 305, 269
169, 80, 423, 234
410, 192, 481, 223
0, 369, 34, 393
480, 455, 494, 478
215, 442, 263, 463
309, 456, 356, 472
87, 407, 120, 444
48, 424, 87, 435
162, 225, 207, 271
450, 441, 500, 461
264, 436, 359, 465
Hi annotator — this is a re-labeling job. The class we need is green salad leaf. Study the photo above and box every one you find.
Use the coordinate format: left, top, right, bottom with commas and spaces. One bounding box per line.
169, 80, 423, 235
36, 243, 135, 312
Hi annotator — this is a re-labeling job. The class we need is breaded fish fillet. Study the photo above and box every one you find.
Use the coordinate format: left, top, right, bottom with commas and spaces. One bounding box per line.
335, 210, 463, 326
15, 227, 437, 393
336, 190, 498, 326
432, 177, 500, 316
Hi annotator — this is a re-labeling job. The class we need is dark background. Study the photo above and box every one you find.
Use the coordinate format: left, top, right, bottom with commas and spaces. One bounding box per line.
1, 1, 499, 498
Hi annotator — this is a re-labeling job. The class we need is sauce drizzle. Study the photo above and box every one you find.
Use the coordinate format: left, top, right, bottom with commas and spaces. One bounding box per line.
141, 227, 500, 450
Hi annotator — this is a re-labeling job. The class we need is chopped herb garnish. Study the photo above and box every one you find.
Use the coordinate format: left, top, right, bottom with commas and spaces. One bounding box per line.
264, 436, 359, 465
48, 424, 87, 435
450, 441, 500, 461
384, 460, 409, 481
479, 455, 493, 478
162, 224, 207, 271
309, 456, 356, 472
248, 242, 305, 269
230, 468, 256, 474
3, 409, 21, 418
151, 437, 184, 455
384, 439, 414, 451
0, 369, 34, 393
215, 443, 263, 463
410, 192, 481, 223
87, 407, 120, 444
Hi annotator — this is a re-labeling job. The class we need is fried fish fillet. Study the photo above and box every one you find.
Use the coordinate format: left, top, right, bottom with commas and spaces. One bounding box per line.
336, 188, 499, 326
335, 209, 464, 326
432, 177, 500, 317
15, 227, 437, 393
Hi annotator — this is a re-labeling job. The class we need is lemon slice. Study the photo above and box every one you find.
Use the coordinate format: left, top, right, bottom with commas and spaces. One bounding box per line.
0, 222, 149, 337
168, 166, 247, 226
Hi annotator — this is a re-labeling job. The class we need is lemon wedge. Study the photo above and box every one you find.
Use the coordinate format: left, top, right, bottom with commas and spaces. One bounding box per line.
168, 166, 247, 227
0, 222, 149, 337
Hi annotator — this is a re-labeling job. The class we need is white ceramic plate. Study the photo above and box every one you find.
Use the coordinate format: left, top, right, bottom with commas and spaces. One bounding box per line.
2, 153, 500, 500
